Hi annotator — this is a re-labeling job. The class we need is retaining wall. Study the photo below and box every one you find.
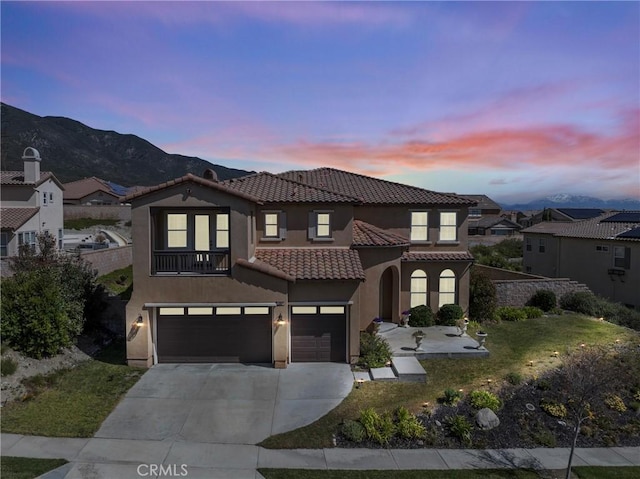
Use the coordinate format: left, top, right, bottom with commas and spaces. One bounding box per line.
64, 205, 131, 222
493, 278, 591, 307
81, 245, 132, 276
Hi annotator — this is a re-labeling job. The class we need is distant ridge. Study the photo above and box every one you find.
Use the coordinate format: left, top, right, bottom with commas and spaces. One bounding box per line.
500, 194, 640, 211
0, 103, 253, 186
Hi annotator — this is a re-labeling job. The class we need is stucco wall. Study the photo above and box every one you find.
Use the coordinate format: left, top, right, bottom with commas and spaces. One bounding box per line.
64, 205, 131, 221
80, 246, 132, 276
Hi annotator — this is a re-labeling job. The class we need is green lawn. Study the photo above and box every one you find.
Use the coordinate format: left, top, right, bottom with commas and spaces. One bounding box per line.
0, 342, 144, 437
64, 218, 119, 230
97, 265, 133, 299
1, 457, 68, 479
260, 315, 639, 449
259, 467, 640, 479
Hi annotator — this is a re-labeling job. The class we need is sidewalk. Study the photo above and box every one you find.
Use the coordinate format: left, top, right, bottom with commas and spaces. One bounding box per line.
2, 433, 639, 479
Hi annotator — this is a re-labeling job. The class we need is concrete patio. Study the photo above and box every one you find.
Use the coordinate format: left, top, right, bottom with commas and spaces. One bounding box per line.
378, 323, 490, 359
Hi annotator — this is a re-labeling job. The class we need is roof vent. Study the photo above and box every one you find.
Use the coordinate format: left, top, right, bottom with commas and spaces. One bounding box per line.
203, 168, 218, 182
22, 146, 41, 183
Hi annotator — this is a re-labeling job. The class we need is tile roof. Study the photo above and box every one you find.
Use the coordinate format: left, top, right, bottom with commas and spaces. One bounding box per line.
278, 168, 475, 206
63, 177, 121, 200
236, 257, 296, 282
223, 172, 359, 203
460, 195, 500, 210
1, 171, 58, 188
402, 251, 475, 262
125, 173, 263, 203
523, 212, 640, 242
555, 212, 640, 241
352, 220, 410, 247
255, 248, 365, 280
468, 215, 522, 229
1, 207, 40, 231
555, 208, 605, 220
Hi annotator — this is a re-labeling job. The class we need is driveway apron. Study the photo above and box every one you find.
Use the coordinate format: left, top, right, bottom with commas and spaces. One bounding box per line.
95, 363, 353, 445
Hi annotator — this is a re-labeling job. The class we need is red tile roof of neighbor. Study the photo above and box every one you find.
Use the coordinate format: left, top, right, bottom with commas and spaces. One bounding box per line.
278, 168, 475, 205
255, 248, 365, 280
0, 171, 61, 188
222, 172, 359, 203
402, 251, 475, 262
352, 220, 410, 247
522, 212, 640, 241
0, 207, 40, 231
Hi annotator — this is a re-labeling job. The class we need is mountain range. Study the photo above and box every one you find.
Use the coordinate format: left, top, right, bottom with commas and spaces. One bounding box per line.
0, 103, 252, 186
500, 194, 640, 211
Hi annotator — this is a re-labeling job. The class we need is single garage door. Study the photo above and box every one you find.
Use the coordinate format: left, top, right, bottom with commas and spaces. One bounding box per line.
156, 306, 272, 363
291, 306, 347, 362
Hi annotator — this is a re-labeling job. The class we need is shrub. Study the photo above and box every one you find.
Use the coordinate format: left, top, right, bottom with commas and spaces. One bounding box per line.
469, 269, 497, 322
436, 304, 464, 326
359, 408, 396, 445
469, 390, 501, 412
505, 372, 523, 385
495, 306, 527, 322
540, 398, 567, 418
536, 378, 552, 391
446, 415, 472, 444
527, 289, 556, 312
604, 394, 627, 412
559, 292, 640, 331
630, 401, 640, 412
560, 291, 600, 316
408, 305, 435, 327
521, 306, 544, 319
1, 357, 18, 376
359, 332, 392, 369
396, 406, 426, 439
341, 420, 366, 442
442, 388, 464, 406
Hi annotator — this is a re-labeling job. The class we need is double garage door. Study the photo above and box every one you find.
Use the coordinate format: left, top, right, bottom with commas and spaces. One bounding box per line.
157, 306, 272, 363
156, 305, 347, 363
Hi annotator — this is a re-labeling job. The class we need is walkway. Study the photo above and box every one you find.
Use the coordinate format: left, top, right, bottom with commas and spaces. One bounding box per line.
2, 433, 639, 479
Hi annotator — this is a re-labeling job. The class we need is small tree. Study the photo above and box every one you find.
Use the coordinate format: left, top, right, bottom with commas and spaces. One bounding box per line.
469, 268, 497, 322
2, 233, 104, 357
555, 347, 620, 479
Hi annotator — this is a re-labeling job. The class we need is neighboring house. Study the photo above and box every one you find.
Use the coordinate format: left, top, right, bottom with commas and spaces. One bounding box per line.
125, 167, 475, 368
521, 207, 605, 228
62, 176, 126, 205
1, 147, 65, 258
461, 194, 521, 237
522, 211, 640, 309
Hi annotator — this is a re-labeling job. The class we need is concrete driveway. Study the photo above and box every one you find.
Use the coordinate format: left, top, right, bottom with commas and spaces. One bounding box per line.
95, 363, 353, 445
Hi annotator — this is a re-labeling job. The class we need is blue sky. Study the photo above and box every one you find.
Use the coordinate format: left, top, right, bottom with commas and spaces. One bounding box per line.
2, 1, 638, 202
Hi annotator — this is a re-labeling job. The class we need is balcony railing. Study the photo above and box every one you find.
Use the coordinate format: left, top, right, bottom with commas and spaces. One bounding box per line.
152, 250, 230, 275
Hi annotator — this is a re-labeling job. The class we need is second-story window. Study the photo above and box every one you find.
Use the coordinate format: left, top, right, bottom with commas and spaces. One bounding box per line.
42, 191, 48, 206
525, 238, 532, 251
538, 239, 546, 253
164, 211, 229, 250
410, 212, 428, 242
309, 211, 333, 240
167, 213, 188, 248
613, 246, 630, 269
262, 211, 286, 240
439, 212, 457, 242
216, 213, 229, 248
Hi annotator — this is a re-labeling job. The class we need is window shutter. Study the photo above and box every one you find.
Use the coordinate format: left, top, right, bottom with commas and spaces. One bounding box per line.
308, 212, 316, 239
624, 247, 631, 269
279, 211, 287, 239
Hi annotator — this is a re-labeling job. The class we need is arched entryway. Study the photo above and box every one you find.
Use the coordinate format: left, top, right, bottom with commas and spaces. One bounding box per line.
379, 266, 400, 322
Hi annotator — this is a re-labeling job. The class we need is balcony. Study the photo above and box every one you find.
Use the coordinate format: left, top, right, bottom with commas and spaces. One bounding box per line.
152, 250, 230, 275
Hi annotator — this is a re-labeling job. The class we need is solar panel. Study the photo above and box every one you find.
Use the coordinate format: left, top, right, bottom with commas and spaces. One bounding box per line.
105, 181, 130, 196
617, 227, 640, 239
601, 212, 640, 223
556, 208, 604, 220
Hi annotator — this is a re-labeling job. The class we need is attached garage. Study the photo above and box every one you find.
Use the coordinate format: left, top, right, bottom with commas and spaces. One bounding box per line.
290, 306, 347, 362
156, 306, 272, 363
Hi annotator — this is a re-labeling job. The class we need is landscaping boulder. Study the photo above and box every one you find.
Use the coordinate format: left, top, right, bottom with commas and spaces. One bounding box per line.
476, 407, 500, 430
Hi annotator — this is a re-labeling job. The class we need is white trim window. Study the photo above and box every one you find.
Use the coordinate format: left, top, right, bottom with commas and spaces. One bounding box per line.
438, 269, 456, 308
410, 269, 428, 308
439, 212, 457, 241
42, 191, 48, 206
410, 211, 429, 242
167, 213, 188, 248
613, 246, 630, 269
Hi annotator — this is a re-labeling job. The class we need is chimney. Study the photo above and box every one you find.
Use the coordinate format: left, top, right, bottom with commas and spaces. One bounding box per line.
22, 147, 41, 183
203, 168, 218, 182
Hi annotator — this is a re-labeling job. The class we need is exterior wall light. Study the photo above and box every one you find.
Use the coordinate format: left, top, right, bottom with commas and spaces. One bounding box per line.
275, 314, 286, 327
136, 314, 144, 327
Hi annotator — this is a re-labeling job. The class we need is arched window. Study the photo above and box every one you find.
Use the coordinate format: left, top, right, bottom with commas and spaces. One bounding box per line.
410, 269, 428, 307
438, 269, 456, 308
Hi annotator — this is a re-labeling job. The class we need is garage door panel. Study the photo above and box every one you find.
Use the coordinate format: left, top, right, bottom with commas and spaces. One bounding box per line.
291, 313, 346, 363
157, 314, 272, 363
